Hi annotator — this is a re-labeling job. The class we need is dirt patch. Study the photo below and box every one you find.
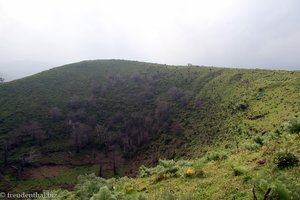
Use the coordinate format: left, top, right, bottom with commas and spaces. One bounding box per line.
23, 166, 68, 179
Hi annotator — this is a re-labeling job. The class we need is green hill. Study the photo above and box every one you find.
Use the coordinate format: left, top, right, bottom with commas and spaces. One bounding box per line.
0, 60, 299, 198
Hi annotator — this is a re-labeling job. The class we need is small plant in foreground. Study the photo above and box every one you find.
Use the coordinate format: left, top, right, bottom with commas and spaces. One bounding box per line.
256, 176, 300, 200
90, 186, 117, 200
253, 136, 264, 145
231, 165, 248, 176
274, 150, 299, 169
287, 118, 300, 134
139, 159, 193, 178
242, 141, 260, 151
206, 151, 227, 161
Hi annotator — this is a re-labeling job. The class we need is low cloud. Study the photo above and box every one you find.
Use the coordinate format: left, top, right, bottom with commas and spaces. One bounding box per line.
0, 0, 299, 80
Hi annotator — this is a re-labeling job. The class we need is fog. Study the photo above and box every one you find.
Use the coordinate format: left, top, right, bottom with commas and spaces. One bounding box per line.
0, 0, 300, 81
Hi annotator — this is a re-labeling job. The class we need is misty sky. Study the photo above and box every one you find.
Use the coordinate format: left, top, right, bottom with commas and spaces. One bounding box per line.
0, 0, 300, 81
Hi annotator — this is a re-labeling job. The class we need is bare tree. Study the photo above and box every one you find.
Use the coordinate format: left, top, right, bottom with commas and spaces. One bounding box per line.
69, 95, 82, 109
67, 108, 87, 122
130, 72, 143, 82
28, 122, 47, 146
155, 101, 171, 121
95, 124, 109, 156
171, 121, 184, 135
167, 87, 185, 100
3, 139, 8, 167
49, 107, 63, 122
112, 149, 117, 176
90, 80, 102, 95
98, 158, 103, 177
167, 86, 193, 105
71, 122, 91, 153
9, 127, 28, 148
0, 77, 4, 83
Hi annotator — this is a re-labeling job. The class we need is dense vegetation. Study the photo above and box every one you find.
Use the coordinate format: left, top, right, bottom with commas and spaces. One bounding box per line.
0, 60, 299, 198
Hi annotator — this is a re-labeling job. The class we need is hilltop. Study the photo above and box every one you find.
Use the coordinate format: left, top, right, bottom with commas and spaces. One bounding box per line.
0, 60, 299, 198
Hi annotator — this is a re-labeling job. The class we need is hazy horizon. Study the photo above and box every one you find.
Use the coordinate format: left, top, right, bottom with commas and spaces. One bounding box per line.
1, 0, 300, 81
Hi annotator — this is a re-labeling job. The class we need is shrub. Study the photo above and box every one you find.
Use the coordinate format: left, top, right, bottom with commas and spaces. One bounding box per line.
75, 174, 110, 199
158, 160, 179, 174
256, 176, 300, 200
139, 159, 193, 178
124, 183, 134, 194
139, 165, 153, 178
231, 165, 247, 176
195, 169, 205, 178
192, 158, 206, 169
253, 136, 264, 145
273, 129, 283, 138
287, 118, 300, 134
274, 151, 299, 169
242, 142, 260, 151
183, 167, 204, 178
90, 186, 117, 200
206, 151, 227, 161
154, 173, 166, 183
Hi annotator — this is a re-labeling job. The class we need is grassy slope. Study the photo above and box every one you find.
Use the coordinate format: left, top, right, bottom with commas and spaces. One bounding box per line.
130, 136, 299, 199
0, 60, 299, 194
47, 130, 300, 200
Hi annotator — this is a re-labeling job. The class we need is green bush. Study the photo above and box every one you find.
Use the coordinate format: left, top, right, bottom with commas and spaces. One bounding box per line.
242, 142, 260, 151
90, 186, 117, 200
253, 136, 264, 145
231, 165, 247, 176
287, 118, 300, 134
158, 160, 180, 174
206, 151, 227, 161
272, 129, 283, 138
139, 165, 153, 178
195, 168, 205, 178
257, 176, 300, 200
139, 159, 193, 178
274, 151, 299, 169
75, 174, 110, 199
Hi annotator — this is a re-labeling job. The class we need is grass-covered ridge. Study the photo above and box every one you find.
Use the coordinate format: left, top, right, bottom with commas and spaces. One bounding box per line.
0, 59, 299, 195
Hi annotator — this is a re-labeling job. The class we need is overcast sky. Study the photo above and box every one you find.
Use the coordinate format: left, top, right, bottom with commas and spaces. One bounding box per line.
0, 0, 300, 81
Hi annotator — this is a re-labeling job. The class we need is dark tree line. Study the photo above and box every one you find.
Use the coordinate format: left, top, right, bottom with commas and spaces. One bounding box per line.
1, 71, 193, 177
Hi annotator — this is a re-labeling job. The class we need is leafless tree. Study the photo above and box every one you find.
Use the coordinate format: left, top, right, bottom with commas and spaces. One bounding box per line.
155, 100, 171, 121
69, 95, 82, 109
49, 107, 63, 122
130, 72, 143, 82
90, 80, 102, 95
98, 158, 103, 177
28, 122, 47, 146
167, 86, 193, 105
71, 122, 91, 153
112, 149, 117, 176
67, 108, 87, 122
2, 139, 8, 167
171, 121, 184, 135
95, 124, 109, 156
